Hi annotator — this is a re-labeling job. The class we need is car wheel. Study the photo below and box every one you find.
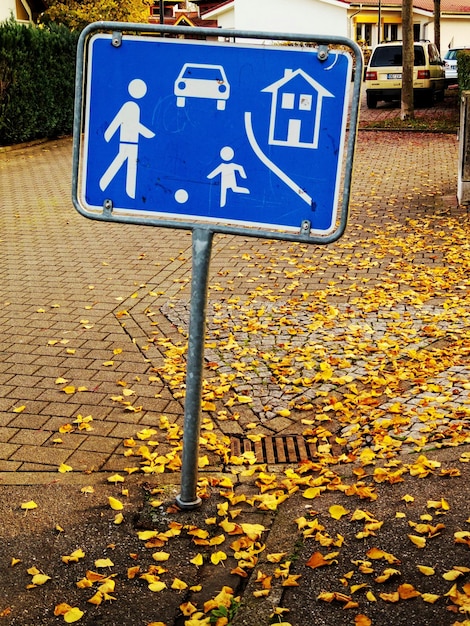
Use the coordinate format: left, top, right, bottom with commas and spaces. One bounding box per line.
366, 92, 378, 109
428, 88, 438, 106
415, 90, 433, 108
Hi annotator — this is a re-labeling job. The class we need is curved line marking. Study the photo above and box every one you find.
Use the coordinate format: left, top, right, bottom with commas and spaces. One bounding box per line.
244, 112, 313, 206
324, 54, 339, 71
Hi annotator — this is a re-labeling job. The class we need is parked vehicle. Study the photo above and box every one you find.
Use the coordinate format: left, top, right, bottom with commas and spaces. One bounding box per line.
443, 47, 468, 86
365, 41, 446, 108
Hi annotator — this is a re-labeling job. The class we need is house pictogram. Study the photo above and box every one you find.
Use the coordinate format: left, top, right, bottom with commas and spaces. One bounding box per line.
262, 68, 334, 149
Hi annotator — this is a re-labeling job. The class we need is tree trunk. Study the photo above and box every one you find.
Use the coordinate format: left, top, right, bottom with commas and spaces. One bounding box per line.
434, 0, 441, 54
401, 0, 414, 120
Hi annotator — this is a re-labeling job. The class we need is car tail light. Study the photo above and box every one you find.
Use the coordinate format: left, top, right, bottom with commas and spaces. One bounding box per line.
365, 71, 377, 80
417, 70, 430, 79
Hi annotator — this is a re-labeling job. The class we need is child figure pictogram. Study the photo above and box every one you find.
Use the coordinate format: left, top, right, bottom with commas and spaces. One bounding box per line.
207, 146, 250, 208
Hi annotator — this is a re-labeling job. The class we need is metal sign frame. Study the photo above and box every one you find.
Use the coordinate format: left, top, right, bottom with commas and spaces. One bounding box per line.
72, 21, 362, 245
72, 22, 362, 509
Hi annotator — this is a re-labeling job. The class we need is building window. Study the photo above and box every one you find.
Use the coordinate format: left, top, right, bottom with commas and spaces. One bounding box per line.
383, 23, 399, 42
413, 23, 421, 41
151, 2, 173, 17
356, 23, 372, 46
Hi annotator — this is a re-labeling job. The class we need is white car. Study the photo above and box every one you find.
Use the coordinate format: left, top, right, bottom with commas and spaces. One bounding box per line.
365, 41, 446, 108
443, 47, 468, 85
174, 63, 230, 110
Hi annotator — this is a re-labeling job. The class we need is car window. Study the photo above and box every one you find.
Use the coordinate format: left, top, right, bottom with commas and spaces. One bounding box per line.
370, 45, 402, 66
445, 49, 465, 61
182, 66, 224, 81
414, 46, 426, 65
370, 45, 426, 67
428, 44, 441, 64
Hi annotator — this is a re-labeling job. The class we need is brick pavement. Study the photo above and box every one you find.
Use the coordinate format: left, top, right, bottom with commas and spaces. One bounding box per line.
0, 90, 463, 484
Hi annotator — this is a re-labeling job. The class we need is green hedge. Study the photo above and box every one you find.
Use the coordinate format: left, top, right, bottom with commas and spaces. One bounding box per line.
458, 49, 470, 93
0, 19, 78, 146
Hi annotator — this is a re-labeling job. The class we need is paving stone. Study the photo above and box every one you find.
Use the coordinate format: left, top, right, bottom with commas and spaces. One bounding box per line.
0, 442, 20, 458
10, 444, 70, 466
44, 433, 88, 450
107, 422, 147, 439
9, 429, 51, 446
0, 427, 18, 442
0, 414, 14, 427
0, 460, 22, 471
38, 401, 81, 417
77, 436, 122, 454
104, 409, 143, 424
17, 463, 63, 472
65, 449, 110, 472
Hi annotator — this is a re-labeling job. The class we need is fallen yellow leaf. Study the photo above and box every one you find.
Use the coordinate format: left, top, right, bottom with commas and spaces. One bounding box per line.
94, 558, 114, 568
171, 577, 188, 590
190, 553, 204, 567
210, 551, 227, 565
417, 565, 435, 576
31, 573, 51, 586
152, 552, 170, 562
329, 504, 350, 520
63, 607, 84, 623
108, 496, 123, 511
62, 549, 85, 564
107, 474, 125, 484
21, 501, 38, 510
408, 534, 426, 548
421, 593, 440, 604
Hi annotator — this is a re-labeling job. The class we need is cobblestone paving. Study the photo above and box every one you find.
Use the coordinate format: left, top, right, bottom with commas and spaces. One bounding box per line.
0, 88, 464, 477
156, 298, 470, 453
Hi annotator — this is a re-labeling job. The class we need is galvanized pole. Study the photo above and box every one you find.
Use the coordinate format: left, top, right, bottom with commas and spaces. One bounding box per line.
176, 228, 214, 509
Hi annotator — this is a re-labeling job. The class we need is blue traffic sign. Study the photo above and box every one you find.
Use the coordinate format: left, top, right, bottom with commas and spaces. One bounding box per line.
79, 34, 353, 236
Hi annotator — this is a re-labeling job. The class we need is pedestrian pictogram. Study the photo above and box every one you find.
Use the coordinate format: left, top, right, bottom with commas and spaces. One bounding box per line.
78, 34, 354, 237
99, 78, 155, 199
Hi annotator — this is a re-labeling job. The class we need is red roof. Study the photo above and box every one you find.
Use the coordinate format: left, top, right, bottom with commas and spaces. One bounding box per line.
355, 0, 470, 11
202, 0, 470, 14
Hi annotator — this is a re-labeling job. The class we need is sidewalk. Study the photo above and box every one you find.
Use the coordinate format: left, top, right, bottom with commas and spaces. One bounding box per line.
0, 93, 469, 625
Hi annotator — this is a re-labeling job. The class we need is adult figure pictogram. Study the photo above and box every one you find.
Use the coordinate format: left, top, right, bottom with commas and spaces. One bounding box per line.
99, 78, 155, 199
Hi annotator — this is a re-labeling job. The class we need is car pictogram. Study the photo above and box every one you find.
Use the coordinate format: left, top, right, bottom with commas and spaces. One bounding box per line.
174, 63, 230, 110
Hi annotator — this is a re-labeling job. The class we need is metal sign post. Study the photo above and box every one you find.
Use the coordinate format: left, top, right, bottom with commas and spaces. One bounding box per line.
72, 22, 363, 508
176, 228, 213, 509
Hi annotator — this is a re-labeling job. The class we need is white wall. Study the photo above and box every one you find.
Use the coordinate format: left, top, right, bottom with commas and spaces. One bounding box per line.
211, 6, 236, 30
441, 18, 470, 52
0, 0, 17, 22
235, 0, 348, 38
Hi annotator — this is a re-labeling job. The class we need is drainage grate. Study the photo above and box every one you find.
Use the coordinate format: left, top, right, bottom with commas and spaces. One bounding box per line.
230, 435, 327, 464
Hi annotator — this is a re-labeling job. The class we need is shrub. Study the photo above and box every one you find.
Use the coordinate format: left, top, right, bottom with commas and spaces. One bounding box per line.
0, 18, 78, 145
458, 49, 470, 93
